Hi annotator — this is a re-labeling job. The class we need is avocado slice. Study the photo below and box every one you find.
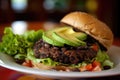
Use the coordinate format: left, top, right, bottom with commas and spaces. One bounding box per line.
72, 32, 87, 41
62, 27, 75, 34
53, 26, 71, 33
42, 31, 64, 46
42, 27, 71, 46
58, 27, 87, 41
43, 27, 87, 47
52, 27, 86, 47
52, 32, 78, 46
53, 32, 86, 47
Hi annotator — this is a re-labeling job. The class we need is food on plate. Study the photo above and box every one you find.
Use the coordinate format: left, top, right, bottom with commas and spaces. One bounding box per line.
0, 12, 114, 72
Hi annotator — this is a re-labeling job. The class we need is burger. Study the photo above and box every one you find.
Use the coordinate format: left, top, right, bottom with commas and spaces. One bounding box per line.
28, 12, 114, 72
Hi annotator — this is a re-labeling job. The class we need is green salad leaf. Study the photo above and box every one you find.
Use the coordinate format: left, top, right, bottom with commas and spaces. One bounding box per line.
96, 49, 109, 62
0, 27, 43, 61
23, 30, 43, 42
96, 49, 114, 68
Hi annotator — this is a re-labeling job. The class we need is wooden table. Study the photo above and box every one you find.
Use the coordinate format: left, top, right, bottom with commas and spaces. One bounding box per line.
0, 22, 120, 80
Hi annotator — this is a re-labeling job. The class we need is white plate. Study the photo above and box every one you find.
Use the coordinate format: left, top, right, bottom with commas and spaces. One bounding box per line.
0, 46, 120, 79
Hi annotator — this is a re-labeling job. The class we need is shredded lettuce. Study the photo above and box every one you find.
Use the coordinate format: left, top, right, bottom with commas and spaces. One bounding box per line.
103, 60, 114, 68
70, 62, 87, 68
14, 54, 26, 60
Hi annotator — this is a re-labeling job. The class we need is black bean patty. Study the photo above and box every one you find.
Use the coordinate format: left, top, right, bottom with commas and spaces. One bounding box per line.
33, 38, 97, 64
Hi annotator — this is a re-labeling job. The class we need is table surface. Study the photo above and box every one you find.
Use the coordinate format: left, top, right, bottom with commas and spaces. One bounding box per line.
0, 21, 120, 80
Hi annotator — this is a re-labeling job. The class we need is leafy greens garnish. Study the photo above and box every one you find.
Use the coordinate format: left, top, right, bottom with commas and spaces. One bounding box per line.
0, 27, 43, 61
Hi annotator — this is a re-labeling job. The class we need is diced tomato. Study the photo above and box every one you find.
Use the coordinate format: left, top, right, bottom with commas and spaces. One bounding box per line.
22, 60, 33, 67
92, 44, 98, 51
86, 64, 93, 71
91, 60, 102, 71
79, 61, 102, 72
92, 60, 101, 67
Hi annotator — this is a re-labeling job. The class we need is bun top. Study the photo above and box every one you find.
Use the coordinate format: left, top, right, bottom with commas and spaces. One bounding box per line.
60, 12, 113, 50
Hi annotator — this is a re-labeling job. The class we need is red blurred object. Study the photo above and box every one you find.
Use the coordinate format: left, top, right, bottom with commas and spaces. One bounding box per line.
0, 66, 24, 80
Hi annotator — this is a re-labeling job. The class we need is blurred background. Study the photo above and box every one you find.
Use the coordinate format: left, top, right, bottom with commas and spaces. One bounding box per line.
0, 0, 119, 37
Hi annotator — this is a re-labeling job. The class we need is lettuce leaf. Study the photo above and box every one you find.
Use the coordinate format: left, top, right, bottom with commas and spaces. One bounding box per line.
23, 30, 43, 42
95, 49, 109, 62
0, 27, 31, 55
0, 27, 43, 61
95, 49, 114, 68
